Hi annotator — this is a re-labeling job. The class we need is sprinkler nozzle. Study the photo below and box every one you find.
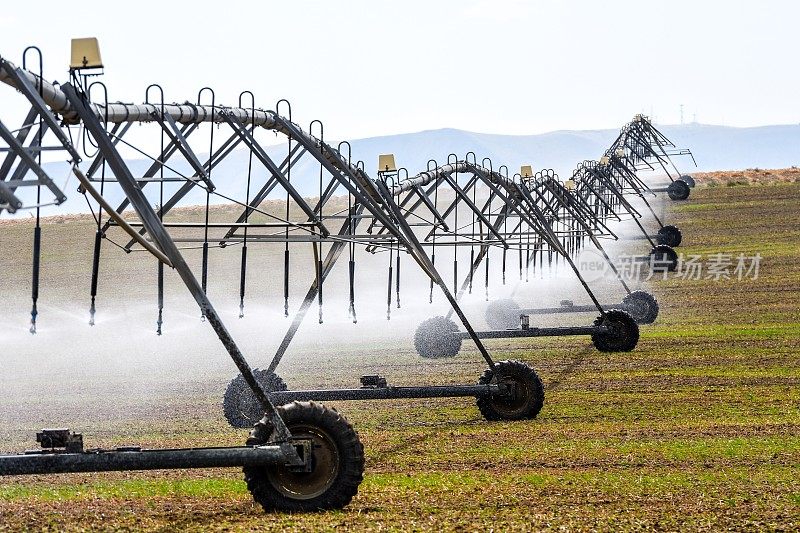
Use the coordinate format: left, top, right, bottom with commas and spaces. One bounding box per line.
29, 306, 38, 335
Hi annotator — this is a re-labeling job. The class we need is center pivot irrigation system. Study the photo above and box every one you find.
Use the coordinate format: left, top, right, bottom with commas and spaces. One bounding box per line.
468, 120, 696, 334
0, 41, 695, 512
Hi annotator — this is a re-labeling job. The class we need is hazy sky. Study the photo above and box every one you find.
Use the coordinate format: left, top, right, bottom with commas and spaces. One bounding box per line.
1, 0, 799, 140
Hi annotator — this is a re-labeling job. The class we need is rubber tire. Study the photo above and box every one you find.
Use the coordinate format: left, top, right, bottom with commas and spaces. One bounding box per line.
622, 290, 659, 324
649, 244, 679, 272
476, 360, 544, 421
681, 175, 696, 188
591, 310, 640, 352
244, 401, 364, 512
485, 299, 521, 330
667, 180, 691, 201
223, 370, 288, 429
414, 316, 462, 358
657, 224, 682, 247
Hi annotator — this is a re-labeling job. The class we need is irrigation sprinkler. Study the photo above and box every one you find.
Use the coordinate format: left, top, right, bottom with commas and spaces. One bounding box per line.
570, 160, 680, 248
407, 115, 698, 360
592, 154, 684, 268
1, 42, 547, 504
480, 167, 662, 329
223, 155, 546, 428
353, 159, 643, 360
476, 119, 697, 332
0, 46, 367, 510
224, 151, 642, 427
606, 115, 697, 199
575, 116, 698, 272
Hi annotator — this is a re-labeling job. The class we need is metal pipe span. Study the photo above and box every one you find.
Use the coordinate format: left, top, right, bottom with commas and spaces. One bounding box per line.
396, 161, 518, 195
268, 383, 504, 403
0, 57, 375, 191
0, 58, 516, 202
1, 57, 285, 128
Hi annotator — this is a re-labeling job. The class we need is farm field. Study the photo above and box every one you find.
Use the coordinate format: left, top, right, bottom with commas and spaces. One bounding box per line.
1, 174, 799, 531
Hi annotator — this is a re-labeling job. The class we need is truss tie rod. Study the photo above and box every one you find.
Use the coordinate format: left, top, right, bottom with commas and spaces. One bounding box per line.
73, 166, 173, 267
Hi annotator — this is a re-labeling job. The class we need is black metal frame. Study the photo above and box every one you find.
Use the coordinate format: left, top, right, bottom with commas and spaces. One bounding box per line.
0, 55, 531, 473
0, 52, 696, 479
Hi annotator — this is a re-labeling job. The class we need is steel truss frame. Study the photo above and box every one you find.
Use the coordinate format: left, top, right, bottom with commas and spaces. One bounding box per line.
0, 56, 525, 447
606, 114, 697, 185
0, 54, 695, 451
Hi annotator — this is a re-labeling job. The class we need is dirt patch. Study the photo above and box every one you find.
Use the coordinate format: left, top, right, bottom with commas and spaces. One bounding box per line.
692, 167, 800, 187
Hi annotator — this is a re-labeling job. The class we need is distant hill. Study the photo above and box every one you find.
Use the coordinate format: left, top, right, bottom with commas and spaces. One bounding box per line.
347, 123, 800, 178
5, 122, 799, 217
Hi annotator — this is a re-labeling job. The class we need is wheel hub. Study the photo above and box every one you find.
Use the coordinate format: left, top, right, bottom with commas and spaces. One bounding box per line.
488, 374, 532, 418
266, 424, 340, 500
476, 360, 544, 421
